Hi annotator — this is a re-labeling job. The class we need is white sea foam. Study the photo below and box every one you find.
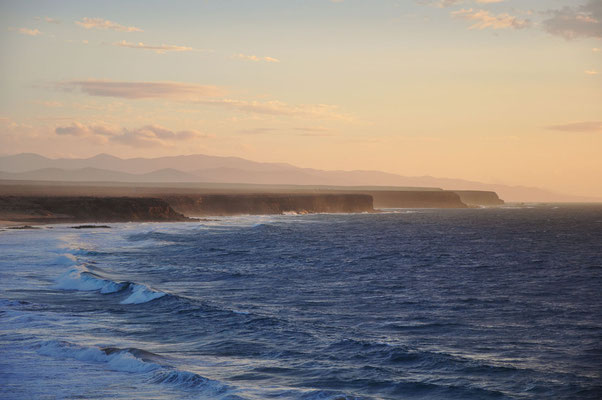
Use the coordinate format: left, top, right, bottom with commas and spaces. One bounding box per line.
120, 283, 166, 304
54, 265, 125, 294
38, 341, 160, 373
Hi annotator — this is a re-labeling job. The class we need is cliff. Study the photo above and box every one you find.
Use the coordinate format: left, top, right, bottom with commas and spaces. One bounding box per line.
0, 196, 188, 224
161, 194, 374, 216
366, 190, 468, 209
453, 191, 504, 206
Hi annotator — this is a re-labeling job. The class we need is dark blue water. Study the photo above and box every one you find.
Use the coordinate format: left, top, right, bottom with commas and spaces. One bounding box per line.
1, 205, 601, 399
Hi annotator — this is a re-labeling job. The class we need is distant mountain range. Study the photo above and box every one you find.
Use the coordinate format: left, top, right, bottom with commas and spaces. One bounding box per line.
0, 153, 598, 202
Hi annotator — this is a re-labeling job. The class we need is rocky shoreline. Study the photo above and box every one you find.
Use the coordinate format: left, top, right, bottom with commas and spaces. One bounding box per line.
0, 182, 505, 226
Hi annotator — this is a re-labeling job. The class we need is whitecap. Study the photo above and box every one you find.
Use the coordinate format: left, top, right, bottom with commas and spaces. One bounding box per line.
54, 265, 126, 294
120, 283, 166, 304
38, 341, 160, 373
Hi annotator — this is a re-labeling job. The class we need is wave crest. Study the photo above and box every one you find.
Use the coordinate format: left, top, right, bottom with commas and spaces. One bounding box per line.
38, 340, 237, 397
54, 265, 167, 304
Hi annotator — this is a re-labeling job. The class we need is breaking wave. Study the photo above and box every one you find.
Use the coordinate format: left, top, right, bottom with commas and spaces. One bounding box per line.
54, 265, 167, 304
37, 340, 238, 397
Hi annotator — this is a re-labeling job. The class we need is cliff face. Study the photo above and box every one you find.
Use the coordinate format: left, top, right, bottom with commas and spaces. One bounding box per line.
162, 194, 374, 216
0, 196, 188, 223
367, 191, 468, 209
453, 191, 504, 206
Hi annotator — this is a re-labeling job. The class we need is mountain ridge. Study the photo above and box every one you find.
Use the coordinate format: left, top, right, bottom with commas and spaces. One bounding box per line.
0, 153, 598, 202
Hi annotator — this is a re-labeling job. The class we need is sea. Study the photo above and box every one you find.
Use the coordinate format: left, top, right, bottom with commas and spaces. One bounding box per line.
1, 204, 601, 399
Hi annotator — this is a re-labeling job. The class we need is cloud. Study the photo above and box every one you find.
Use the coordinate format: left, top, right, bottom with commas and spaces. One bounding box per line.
113, 40, 193, 54
234, 53, 280, 63
55, 121, 90, 136
75, 17, 142, 32
585, 69, 599, 75
593, 47, 601, 52
58, 80, 349, 120
35, 16, 60, 24
237, 128, 278, 135
451, 8, 530, 29
197, 99, 349, 120
58, 79, 225, 99
292, 127, 330, 133
292, 127, 334, 137
13, 27, 42, 36
418, 0, 503, 7
55, 123, 210, 147
34, 100, 63, 108
542, 0, 602, 39
546, 121, 602, 132
237, 126, 334, 136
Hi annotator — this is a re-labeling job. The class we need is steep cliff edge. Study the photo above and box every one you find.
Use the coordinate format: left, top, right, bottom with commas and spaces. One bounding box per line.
453, 191, 504, 206
162, 194, 374, 216
0, 196, 188, 223
366, 190, 468, 209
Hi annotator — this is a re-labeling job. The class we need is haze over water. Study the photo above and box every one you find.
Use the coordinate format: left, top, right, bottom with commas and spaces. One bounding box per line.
2, 205, 601, 399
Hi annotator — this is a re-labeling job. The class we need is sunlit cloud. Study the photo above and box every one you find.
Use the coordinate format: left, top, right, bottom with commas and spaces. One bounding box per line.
56, 79, 348, 120
113, 40, 193, 54
418, 0, 504, 8
584, 69, 599, 75
196, 99, 350, 120
234, 53, 281, 63
34, 100, 63, 108
75, 17, 142, 32
35, 16, 60, 24
12, 27, 42, 36
237, 127, 278, 135
237, 126, 334, 136
546, 121, 602, 132
542, 0, 602, 39
55, 122, 210, 147
58, 80, 226, 99
451, 8, 530, 30
293, 127, 334, 137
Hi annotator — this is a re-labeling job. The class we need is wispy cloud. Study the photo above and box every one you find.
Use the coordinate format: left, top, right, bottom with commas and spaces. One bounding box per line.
546, 121, 602, 132
55, 122, 210, 147
237, 127, 278, 135
293, 127, 334, 137
585, 69, 599, 75
419, 0, 504, 7
12, 27, 42, 36
197, 99, 349, 120
542, 0, 602, 39
58, 80, 225, 99
75, 17, 142, 32
34, 100, 63, 108
451, 8, 530, 30
238, 126, 334, 136
35, 16, 60, 24
234, 53, 280, 63
113, 40, 193, 54
57, 80, 349, 120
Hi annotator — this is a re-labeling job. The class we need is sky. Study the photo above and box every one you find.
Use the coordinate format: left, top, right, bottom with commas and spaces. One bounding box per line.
0, 0, 601, 197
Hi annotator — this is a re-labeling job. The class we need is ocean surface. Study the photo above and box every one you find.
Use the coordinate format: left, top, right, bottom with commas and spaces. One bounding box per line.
1, 205, 601, 399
